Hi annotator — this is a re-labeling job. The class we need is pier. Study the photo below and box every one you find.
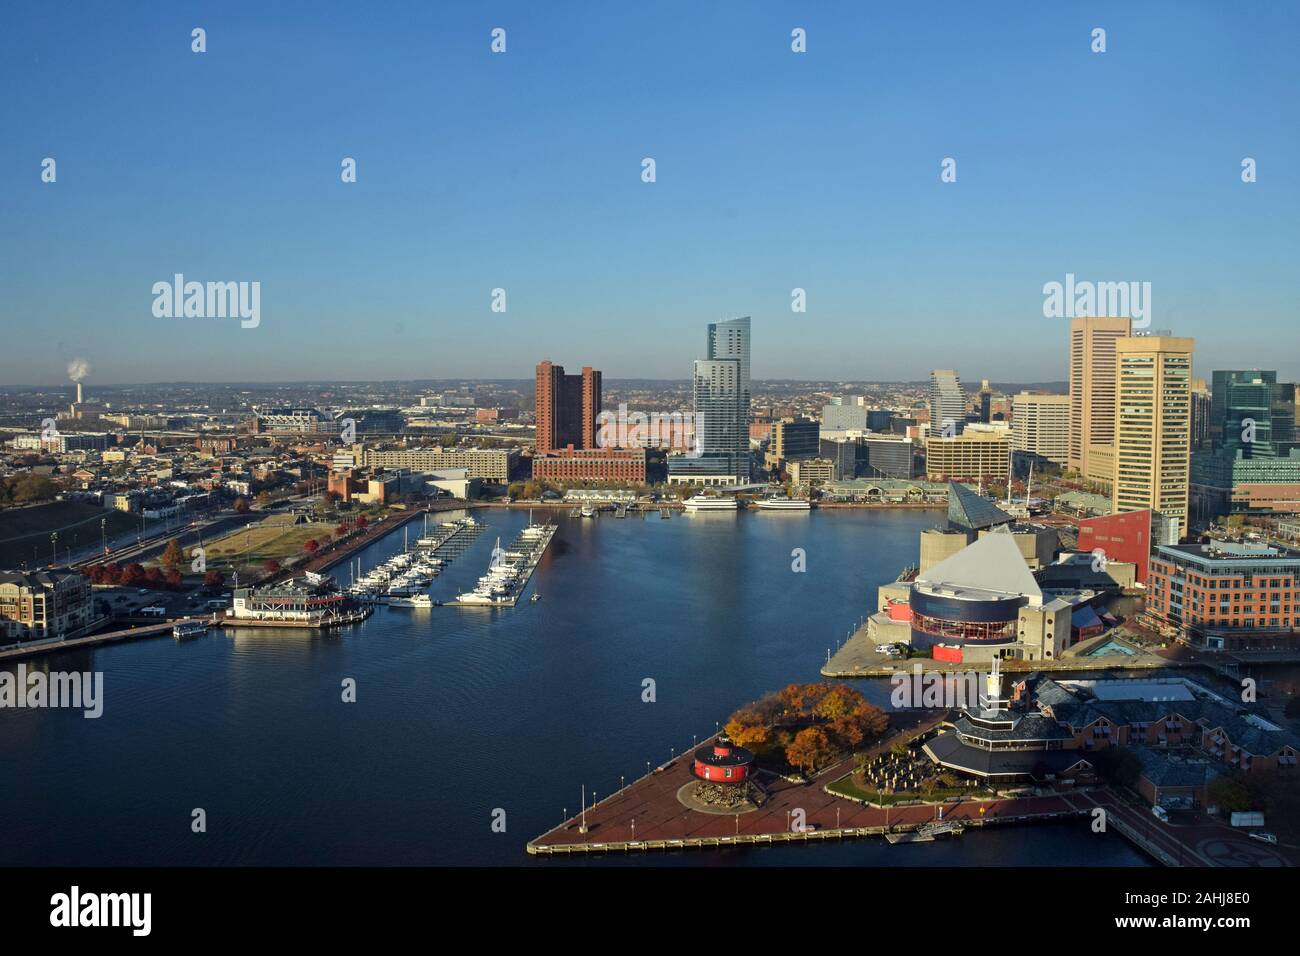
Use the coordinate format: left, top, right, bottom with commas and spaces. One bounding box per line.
447, 523, 557, 607
0, 616, 209, 662
527, 726, 1088, 856
412, 515, 484, 562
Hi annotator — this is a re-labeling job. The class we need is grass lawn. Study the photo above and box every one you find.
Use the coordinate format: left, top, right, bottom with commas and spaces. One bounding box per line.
0, 501, 139, 568
827, 771, 989, 806
199, 519, 334, 574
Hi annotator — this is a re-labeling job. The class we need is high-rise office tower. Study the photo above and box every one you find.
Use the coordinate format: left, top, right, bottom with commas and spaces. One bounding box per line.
690, 358, 744, 477
1068, 316, 1132, 476
1011, 392, 1070, 466
534, 360, 601, 453
1190, 377, 1212, 451
704, 316, 751, 481
770, 418, 820, 462
978, 380, 993, 424
1191, 370, 1300, 519
1113, 335, 1194, 536
928, 369, 965, 436
1209, 370, 1297, 456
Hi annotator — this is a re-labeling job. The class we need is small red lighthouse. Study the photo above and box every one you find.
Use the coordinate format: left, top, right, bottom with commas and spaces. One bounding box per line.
692, 733, 754, 783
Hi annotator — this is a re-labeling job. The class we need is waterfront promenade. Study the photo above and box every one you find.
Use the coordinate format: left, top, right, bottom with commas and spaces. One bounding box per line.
0, 617, 203, 662
529, 739, 1083, 856
527, 710, 1086, 856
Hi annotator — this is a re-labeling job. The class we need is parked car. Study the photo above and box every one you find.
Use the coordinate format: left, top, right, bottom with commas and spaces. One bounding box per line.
1151, 805, 1169, 822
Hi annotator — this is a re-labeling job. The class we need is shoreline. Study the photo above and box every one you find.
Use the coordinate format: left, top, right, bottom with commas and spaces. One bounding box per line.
478, 500, 947, 511
525, 719, 1111, 859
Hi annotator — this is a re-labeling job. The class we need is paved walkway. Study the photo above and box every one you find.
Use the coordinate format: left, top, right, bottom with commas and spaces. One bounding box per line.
529, 712, 1079, 854
1064, 789, 1297, 867
0, 618, 195, 662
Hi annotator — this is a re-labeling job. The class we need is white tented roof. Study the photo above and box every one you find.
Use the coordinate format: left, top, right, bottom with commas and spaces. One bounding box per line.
915, 527, 1043, 602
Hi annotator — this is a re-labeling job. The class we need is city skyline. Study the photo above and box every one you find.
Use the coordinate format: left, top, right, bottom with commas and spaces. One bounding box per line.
6, 0, 1300, 916
4, 2, 1298, 385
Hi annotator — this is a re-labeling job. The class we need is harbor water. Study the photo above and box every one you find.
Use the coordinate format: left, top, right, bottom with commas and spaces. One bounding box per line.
0, 507, 1150, 866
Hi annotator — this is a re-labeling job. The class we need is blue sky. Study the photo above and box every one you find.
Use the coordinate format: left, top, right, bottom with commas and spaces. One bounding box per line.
2, 1, 1296, 386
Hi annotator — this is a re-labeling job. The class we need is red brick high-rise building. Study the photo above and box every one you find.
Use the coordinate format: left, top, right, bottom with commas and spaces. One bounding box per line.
534, 360, 601, 454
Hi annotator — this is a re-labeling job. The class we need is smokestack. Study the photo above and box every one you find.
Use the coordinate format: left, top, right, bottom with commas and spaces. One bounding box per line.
76, 382, 83, 404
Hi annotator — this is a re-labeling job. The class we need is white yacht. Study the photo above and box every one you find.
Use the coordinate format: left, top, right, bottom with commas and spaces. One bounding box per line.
388, 593, 435, 608
756, 497, 811, 511
453, 588, 500, 605
682, 495, 738, 512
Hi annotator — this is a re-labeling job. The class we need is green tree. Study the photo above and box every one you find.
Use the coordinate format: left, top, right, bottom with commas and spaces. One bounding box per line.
1208, 776, 1253, 814
1090, 748, 1142, 788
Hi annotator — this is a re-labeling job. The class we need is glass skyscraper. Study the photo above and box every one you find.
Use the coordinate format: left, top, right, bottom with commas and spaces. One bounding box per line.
928, 369, 965, 436
669, 316, 752, 483
1192, 369, 1300, 517
707, 316, 751, 481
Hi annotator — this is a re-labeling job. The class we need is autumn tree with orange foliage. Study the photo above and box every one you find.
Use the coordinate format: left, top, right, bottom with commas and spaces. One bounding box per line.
725, 682, 890, 773
725, 693, 782, 749
786, 727, 833, 774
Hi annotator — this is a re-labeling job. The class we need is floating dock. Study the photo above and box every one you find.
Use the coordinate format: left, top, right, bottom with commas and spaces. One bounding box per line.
885, 821, 964, 843
415, 517, 484, 561
447, 523, 557, 607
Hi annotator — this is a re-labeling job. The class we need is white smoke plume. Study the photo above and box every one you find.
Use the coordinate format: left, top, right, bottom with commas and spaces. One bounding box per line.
67, 358, 91, 382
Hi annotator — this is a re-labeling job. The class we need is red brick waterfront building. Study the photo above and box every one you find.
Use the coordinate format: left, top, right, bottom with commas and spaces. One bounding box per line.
1146, 540, 1300, 651
530, 446, 646, 483
535, 361, 601, 454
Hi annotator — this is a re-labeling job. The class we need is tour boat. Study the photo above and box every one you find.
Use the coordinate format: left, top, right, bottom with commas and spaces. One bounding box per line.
172, 620, 209, 640
682, 495, 738, 512
756, 497, 811, 511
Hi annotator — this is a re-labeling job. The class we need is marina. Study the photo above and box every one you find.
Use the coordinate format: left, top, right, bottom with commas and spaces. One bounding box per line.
344, 516, 483, 606
450, 520, 558, 607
